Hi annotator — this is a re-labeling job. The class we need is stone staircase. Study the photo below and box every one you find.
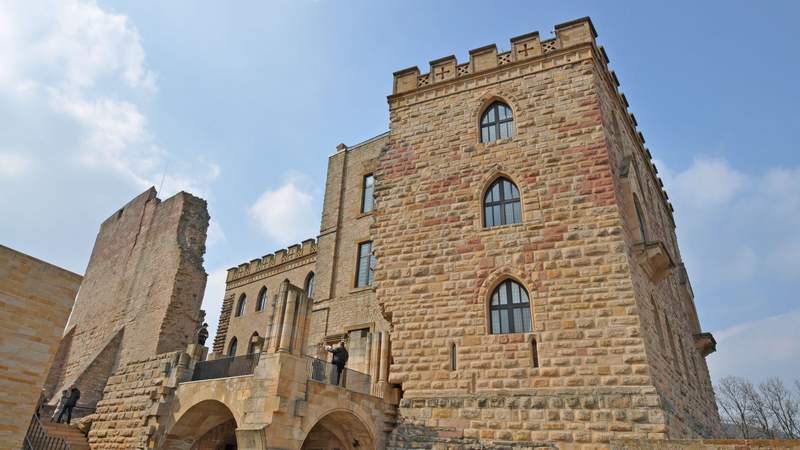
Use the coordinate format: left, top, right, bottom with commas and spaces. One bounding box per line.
38, 421, 90, 450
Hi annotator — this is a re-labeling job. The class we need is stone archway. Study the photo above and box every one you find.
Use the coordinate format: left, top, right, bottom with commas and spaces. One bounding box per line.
300, 410, 374, 450
161, 399, 239, 450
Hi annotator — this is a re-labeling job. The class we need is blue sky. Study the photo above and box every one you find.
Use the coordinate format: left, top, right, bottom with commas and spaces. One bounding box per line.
1, 1, 798, 383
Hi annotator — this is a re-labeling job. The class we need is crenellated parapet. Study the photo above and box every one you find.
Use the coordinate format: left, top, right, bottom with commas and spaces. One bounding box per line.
392, 17, 596, 95
226, 238, 317, 284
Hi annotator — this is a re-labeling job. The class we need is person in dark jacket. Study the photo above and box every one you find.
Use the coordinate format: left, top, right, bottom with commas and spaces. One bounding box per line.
325, 340, 349, 386
56, 386, 80, 424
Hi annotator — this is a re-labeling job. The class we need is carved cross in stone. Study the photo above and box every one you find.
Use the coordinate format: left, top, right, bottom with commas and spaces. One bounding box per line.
517, 42, 536, 58
434, 65, 450, 81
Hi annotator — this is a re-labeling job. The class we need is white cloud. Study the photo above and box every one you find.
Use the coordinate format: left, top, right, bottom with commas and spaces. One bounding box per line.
657, 157, 746, 209
206, 218, 226, 247
0, 0, 216, 198
709, 308, 800, 383
201, 267, 230, 342
248, 175, 319, 246
0, 152, 32, 176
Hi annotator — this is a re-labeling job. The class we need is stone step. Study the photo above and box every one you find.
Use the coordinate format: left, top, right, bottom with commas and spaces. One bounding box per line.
39, 422, 90, 450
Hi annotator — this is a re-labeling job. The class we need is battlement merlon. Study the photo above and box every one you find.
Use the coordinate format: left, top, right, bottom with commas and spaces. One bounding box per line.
392, 17, 597, 95
226, 238, 317, 283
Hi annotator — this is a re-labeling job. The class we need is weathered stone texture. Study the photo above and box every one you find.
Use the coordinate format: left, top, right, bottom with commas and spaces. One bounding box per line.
45, 188, 209, 408
0, 246, 81, 449
88, 352, 181, 450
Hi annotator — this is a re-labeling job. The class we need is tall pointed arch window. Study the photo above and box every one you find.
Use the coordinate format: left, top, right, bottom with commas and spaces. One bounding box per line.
256, 287, 267, 312
489, 280, 532, 334
480, 101, 514, 143
305, 272, 316, 299
484, 177, 521, 228
235, 294, 247, 317
228, 337, 238, 357
248, 332, 260, 354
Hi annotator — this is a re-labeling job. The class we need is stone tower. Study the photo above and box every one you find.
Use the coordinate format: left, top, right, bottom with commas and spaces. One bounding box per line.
376, 17, 721, 446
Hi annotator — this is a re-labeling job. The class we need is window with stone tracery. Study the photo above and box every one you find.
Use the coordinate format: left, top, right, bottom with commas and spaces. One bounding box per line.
255, 287, 267, 312
228, 337, 238, 357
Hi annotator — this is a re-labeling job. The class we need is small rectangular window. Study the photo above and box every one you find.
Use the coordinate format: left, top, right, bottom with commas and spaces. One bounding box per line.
355, 241, 375, 287
361, 174, 374, 213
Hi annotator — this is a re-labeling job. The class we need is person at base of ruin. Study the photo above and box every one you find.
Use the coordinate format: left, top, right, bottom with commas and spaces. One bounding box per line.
56, 386, 80, 424
325, 339, 349, 386
51, 389, 69, 422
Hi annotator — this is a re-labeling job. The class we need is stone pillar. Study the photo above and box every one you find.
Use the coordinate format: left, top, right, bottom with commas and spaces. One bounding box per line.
269, 280, 289, 353
292, 289, 310, 356
379, 332, 390, 383
278, 288, 299, 353
369, 332, 381, 382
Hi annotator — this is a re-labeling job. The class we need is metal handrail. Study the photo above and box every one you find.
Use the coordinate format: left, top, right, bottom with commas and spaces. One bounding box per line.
305, 356, 371, 395
191, 353, 260, 381
22, 413, 71, 450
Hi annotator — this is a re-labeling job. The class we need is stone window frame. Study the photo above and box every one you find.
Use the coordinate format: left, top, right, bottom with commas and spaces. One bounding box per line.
479, 101, 515, 143
228, 336, 238, 357
361, 173, 375, 214
448, 342, 457, 371
247, 332, 260, 354
482, 176, 522, 228
235, 294, 247, 317
476, 170, 540, 232
353, 239, 376, 289
255, 286, 267, 312
473, 94, 520, 147
304, 271, 316, 300
488, 278, 533, 334
478, 268, 537, 337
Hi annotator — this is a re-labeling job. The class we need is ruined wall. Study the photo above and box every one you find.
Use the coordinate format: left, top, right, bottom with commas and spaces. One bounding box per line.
88, 352, 183, 450
45, 188, 209, 408
0, 246, 81, 449
376, 19, 674, 447
595, 54, 722, 438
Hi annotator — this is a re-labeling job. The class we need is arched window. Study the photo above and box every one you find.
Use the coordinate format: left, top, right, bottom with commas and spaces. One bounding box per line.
480, 101, 514, 143
228, 337, 238, 357
256, 287, 267, 312
489, 280, 532, 334
248, 332, 260, 354
484, 177, 521, 228
305, 272, 316, 299
633, 194, 647, 242
235, 294, 246, 317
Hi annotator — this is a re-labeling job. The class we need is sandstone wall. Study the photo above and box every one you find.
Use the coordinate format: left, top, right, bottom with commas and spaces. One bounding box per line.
45, 188, 209, 408
310, 134, 392, 375
88, 352, 182, 450
376, 19, 675, 447
593, 53, 721, 438
0, 246, 82, 449
216, 240, 316, 357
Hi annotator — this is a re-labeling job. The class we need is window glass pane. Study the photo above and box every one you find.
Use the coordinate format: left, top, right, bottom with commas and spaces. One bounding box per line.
507, 121, 515, 137
522, 307, 532, 332
499, 122, 509, 139
512, 202, 521, 224
505, 203, 514, 225
513, 308, 523, 332
498, 284, 508, 305
493, 205, 501, 225
509, 183, 520, 199
511, 283, 521, 304
498, 104, 508, 120
486, 107, 496, 122
368, 253, 376, 284
491, 183, 500, 201
488, 126, 496, 142
485, 207, 493, 227
481, 113, 490, 125
499, 309, 509, 333
491, 291, 499, 306
519, 283, 529, 303
491, 310, 500, 333
485, 188, 493, 203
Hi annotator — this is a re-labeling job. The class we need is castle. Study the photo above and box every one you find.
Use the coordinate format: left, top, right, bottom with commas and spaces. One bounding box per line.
25, 17, 733, 450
